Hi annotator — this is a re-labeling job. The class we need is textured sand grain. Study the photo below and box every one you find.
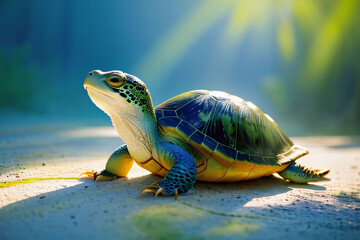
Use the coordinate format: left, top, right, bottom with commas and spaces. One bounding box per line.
0, 120, 359, 239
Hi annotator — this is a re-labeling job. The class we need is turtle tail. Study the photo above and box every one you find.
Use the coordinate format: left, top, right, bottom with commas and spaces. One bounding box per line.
278, 162, 330, 184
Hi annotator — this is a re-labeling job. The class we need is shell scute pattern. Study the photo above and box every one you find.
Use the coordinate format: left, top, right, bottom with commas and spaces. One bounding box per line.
163, 110, 177, 117
236, 152, 250, 162
156, 91, 198, 110
189, 131, 205, 145
263, 157, 279, 166
249, 155, 268, 165
155, 109, 163, 119
157, 116, 181, 128
178, 121, 197, 137
202, 136, 217, 152
216, 144, 237, 161
155, 90, 307, 169
176, 93, 216, 132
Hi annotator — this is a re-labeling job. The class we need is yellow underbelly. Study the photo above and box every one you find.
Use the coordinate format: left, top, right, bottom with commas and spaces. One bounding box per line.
192, 140, 289, 182
157, 125, 289, 182
195, 157, 289, 182
136, 156, 289, 183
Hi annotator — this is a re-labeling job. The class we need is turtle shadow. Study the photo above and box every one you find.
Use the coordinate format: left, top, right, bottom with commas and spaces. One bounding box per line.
132, 172, 327, 203
0, 173, 329, 239
0, 173, 326, 215
0, 172, 327, 214
170, 174, 329, 218
190, 174, 326, 204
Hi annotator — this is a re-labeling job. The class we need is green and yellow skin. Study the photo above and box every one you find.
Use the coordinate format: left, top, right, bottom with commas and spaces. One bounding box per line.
82, 70, 329, 198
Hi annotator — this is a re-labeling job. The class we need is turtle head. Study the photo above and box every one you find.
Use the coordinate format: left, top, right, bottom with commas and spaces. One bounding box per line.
84, 70, 154, 116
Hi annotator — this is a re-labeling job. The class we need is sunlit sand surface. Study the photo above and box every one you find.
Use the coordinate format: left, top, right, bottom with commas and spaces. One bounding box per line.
0, 121, 359, 239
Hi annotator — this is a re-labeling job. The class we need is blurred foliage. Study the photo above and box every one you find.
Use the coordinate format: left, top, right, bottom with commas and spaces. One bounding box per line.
265, 0, 360, 134
0, 46, 55, 113
0, 0, 358, 134
133, 0, 360, 134
0, 46, 37, 112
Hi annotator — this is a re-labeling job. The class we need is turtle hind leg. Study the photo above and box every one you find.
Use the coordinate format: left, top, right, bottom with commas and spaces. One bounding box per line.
278, 162, 330, 184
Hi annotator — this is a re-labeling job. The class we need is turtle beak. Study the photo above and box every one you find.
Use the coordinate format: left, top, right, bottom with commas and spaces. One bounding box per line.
84, 70, 105, 90
83, 70, 121, 102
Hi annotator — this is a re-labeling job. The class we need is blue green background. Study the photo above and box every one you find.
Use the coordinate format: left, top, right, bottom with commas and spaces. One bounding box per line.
0, 0, 359, 135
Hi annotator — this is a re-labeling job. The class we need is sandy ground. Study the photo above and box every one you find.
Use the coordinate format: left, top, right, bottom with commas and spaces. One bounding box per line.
0, 118, 359, 240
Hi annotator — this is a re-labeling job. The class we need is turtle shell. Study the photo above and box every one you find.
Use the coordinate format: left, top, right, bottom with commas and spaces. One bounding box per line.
155, 90, 308, 181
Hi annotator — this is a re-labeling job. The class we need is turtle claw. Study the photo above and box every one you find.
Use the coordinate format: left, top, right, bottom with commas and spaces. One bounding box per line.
140, 187, 155, 195
79, 171, 95, 179
140, 182, 178, 199
174, 189, 178, 200
140, 182, 165, 197
79, 170, 117, 181
155, 188, 163, 197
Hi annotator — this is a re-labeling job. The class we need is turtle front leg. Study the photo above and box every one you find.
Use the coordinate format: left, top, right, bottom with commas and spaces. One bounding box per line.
80, 144, 134, 181
140, 142, 197, 199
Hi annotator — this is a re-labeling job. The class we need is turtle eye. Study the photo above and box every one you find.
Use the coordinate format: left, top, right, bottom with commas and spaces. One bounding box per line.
105, 75, 125, 88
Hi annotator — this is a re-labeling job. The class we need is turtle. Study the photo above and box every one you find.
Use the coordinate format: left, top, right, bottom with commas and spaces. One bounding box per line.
81, 70, 330, 198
